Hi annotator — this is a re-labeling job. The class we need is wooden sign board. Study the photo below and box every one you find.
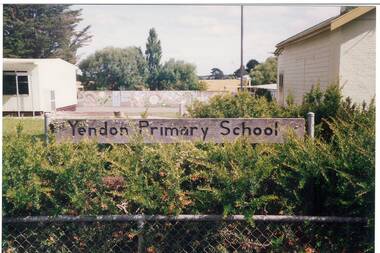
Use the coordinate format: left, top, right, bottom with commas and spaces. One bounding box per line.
49, 118, 305, 144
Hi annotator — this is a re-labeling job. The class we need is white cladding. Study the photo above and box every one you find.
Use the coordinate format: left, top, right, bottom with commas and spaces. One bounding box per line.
3, 58, 78, 112
277, 10, 375, 105
339, 11, 376, 104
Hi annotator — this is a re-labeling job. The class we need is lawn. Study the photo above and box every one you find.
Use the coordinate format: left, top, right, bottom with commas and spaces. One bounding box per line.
3, 117, 44, 137
2, 111, 181, 138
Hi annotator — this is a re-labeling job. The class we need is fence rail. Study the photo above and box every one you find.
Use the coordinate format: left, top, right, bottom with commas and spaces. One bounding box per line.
3, 214, 367, 223
3, 215, 371, 252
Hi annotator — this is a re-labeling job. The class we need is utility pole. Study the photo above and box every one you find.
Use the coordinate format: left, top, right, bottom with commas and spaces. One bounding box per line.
240, 5, 244, 91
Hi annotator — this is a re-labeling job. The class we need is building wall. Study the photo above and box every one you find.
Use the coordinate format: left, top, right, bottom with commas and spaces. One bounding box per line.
277, 10, 376, 105
338, 10, 376, 104
277, 30, 340, 104
203, 79, 241, 92
37, 59, 78, 111
77, 90, 226, 111
3, 59, 77, 113
3, 63, 43, 112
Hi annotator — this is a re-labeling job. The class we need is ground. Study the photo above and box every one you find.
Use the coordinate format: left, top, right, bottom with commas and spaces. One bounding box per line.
3, 117, 44, 136
2, 111, 180, 137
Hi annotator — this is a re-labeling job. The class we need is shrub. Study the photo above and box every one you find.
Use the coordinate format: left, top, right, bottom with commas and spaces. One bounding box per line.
2, 84, 374, 251
188, 91, 288, 118
2, 133, 281, 216
3, 100, 374, 218
273, 110, 374, 217
300, 84, 342, 122
3, 128, 109, 216
186, 85, 375, 220
197, 80, 208, 91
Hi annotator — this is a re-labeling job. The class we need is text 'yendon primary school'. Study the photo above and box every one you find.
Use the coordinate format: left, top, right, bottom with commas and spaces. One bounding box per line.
51, 118, 305, 144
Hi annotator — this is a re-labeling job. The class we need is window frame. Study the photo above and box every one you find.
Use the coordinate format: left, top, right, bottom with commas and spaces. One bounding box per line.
3, 71, 30, 96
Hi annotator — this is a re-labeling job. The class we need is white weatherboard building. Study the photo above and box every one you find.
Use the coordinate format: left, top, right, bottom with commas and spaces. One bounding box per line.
3, 58, 78, 116
275, 7, 376, 105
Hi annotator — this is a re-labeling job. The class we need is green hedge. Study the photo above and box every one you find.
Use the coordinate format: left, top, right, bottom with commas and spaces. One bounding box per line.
3, 86, 374, 220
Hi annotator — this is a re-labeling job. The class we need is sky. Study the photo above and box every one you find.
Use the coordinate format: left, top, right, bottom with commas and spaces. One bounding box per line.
74, 5, 341, 75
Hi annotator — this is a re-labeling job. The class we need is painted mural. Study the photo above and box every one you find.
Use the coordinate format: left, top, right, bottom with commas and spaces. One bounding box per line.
77, 91, 227, 108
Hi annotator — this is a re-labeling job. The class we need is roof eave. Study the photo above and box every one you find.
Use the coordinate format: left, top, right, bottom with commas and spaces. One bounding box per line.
275, 7, 375, 51
331, 6, 375, 31
275, 25, 330, 51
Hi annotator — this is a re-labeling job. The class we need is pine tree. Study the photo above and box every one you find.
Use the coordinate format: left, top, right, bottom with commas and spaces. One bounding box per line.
145, 28, 162, 90
210, 68, 224, 80
3, 4, 91, 63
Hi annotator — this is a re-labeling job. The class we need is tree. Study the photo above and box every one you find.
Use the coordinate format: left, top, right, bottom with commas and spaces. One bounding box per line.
340, 6, 357, 13
3, 4, 91, 63
246, 59, 259, 72
156, 59, 200, 90
250, 57, 277, 85
79, 47, 148, 90
233, 68, 249, 78
232, 59, 259, 78
145, 28, 162, 90
210, 68, 224, 80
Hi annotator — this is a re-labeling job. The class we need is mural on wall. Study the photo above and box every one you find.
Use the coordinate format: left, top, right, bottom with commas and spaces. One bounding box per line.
77, 91, 113, 107
77, 91, 227, 108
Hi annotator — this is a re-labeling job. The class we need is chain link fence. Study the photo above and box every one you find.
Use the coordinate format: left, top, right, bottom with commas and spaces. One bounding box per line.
3, 215, 371, 252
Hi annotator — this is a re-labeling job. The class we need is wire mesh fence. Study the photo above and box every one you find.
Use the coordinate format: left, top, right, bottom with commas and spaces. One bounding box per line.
3, 215, 371, 252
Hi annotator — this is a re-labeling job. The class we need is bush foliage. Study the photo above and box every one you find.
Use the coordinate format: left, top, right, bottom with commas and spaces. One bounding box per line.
3, 85, 374, 222
79, 47, 149, 90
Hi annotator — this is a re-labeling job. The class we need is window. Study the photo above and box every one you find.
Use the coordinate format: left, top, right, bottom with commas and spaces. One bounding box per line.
3, 72, 29, 95
3, 74, 17, 95
279, 73, 284, 90
17, 76, 29, 94
279, 73, 284, 104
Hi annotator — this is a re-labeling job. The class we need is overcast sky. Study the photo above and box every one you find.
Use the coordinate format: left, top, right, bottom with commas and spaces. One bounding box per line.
74, 5, 341, 75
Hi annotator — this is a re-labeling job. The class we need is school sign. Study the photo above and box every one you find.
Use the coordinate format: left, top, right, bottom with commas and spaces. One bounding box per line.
49, 118, 305, 143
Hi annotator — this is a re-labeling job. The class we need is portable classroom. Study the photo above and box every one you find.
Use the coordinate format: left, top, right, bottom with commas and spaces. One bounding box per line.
3, 58, 78, 116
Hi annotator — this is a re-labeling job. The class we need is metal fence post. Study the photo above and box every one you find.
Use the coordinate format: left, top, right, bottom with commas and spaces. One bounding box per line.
44, 112, 51, 144
137, 215, 145, 253
307, 112, 315, 139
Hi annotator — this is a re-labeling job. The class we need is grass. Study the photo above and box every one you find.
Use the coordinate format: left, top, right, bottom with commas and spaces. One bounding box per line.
3, 117, 44, 137
2, 112, 180, 138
